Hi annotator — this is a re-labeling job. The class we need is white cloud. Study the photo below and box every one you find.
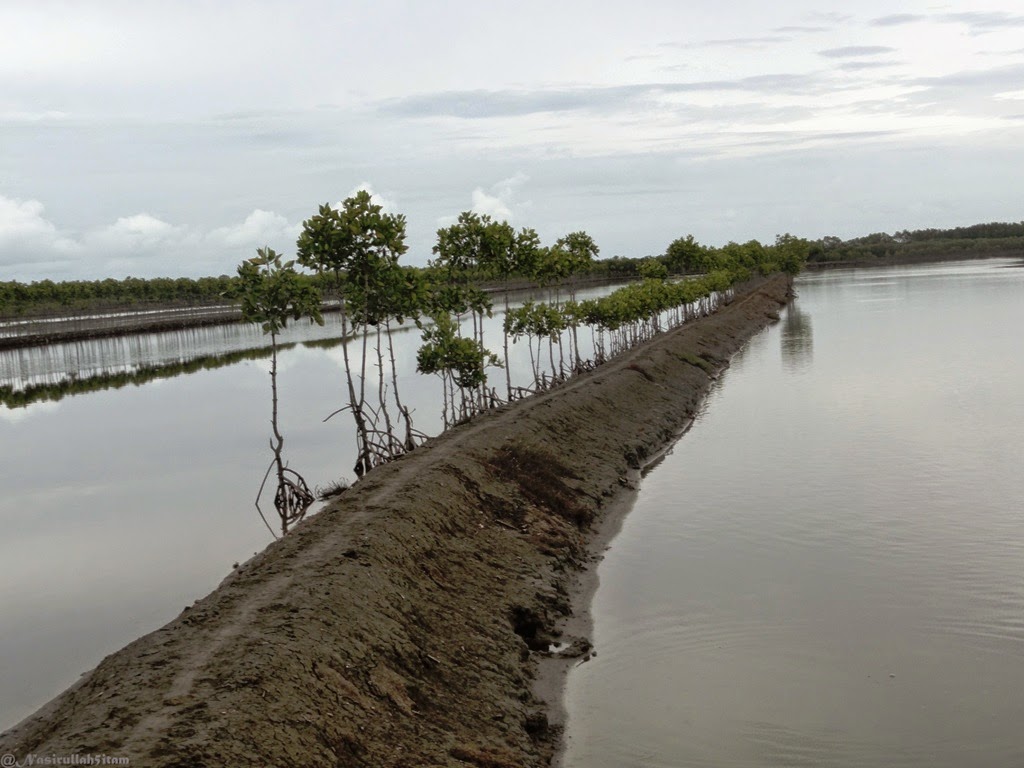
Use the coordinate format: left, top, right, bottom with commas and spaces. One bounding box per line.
3, 1, 1024, 280
208, 209, 299, 248
0, 196, 57, 240
0, 195, 80, 267
0, 199, 305, 279
84, 213, 185, 256
344, 182, 397, 212
468, 172, 530, 222
106, 213, 175, 239
0, 401, 61, 424
492, 171, 528, 201
470, 188, 513, 221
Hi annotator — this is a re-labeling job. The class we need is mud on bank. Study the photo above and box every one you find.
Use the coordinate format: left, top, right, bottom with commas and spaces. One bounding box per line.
1, 276, 792, 767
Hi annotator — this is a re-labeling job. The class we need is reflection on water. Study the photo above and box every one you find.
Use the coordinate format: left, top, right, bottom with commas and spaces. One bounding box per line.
0, 304, 241, 341
0, 280, 647, 730
0, 282, 630, 403
0, 312, 360, 397
0, 346, 272, 408
562, 259, 1024, 768
780, 301, 813, 371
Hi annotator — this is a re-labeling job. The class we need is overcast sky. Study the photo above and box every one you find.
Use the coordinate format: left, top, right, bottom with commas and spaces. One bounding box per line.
2, 1, 1023, 280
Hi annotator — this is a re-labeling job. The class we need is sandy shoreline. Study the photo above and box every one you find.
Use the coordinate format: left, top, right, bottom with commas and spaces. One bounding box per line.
1, 275, 791, 766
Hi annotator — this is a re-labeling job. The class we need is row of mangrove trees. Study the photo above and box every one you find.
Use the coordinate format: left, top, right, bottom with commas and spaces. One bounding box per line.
236, 191, 807, 535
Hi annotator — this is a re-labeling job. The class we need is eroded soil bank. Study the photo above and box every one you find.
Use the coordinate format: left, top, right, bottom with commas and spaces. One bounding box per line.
1, 276, 791, 767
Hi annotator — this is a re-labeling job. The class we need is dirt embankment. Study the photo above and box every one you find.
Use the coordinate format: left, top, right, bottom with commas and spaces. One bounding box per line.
0, 276, 628, 351
1, 276, 792, 767
0, 310, 245, 351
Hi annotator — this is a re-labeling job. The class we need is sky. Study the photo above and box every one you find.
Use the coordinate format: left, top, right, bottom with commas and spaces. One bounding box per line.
2, 0, 1023, 280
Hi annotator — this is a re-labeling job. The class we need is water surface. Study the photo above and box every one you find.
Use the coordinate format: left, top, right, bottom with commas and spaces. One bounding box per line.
0, 281, 626, 730
561, 259, 1024, 767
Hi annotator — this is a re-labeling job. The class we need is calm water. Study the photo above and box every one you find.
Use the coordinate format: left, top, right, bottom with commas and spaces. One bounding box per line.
0, 281, 627, 731
561, 259, 1024, 767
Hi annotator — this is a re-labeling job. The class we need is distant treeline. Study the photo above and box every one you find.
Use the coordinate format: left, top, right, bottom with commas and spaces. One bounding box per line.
808, 221, 1024, 264
0, 258, 668, 317
3, 219, 1021, 316
0, 274, 241, 317
0, 247, 792, 318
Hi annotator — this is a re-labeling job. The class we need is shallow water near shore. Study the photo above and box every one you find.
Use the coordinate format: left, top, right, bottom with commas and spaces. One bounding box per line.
561, 259, 1024, 767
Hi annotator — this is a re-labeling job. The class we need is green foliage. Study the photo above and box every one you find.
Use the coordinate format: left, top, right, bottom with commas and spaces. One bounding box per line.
416, 312, 501, 390
236, 248, 323, 335
296, 200, 359, 279
535, 231, 599, 285
584, 253, 668, 279
638, 257, 669, 280
665, 235, 710, 274
5, 219, 1017, 318
556, 231, 600, 268
433, 211, 488, 278
510, 227, 543, 278
296, 191, 420, 474
235, 246, 321, 537
660, 236, 810, 278
773, 233, 810, 275
503, 300, 567, 343
428, 211, 544, 406
6, 203, 815, 489
297, 191, 410, 322
433, 212, 545, 282
0, 274, 241, 317
809, 222, 1024, 264
894, 221, 1024, 242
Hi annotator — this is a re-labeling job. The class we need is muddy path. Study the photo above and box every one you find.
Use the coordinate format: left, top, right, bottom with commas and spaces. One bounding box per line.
1, 276, 791, 767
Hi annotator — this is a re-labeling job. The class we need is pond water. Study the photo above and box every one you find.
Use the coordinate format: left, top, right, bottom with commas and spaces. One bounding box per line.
0, 281, 625, 731
561, 259, 1024, 767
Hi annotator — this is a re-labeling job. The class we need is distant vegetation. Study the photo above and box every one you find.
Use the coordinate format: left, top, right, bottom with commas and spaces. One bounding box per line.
3, 220, 1021, 318
0, 198, 810, 538
241, 195, 806, 504
6, 214, 1019, 538
807, 221, 1024, 264
0, 274, 241, 317
209, 195, 808, 533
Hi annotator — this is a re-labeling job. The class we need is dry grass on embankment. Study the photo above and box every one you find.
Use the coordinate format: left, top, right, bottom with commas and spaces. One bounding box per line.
1, 275, 792, 767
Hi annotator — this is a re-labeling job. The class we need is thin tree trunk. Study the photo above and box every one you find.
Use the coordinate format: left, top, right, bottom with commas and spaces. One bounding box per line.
440, 372, 450, 429
479, 309, 489, 409
385, 319, 415, 450
269, 335, 288, 537
375, 324, 395, 457
502, 282, 512, 400
339, 298, 371, 476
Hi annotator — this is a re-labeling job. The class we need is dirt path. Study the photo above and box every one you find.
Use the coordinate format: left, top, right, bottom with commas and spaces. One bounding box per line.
1, 276, 791, 767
